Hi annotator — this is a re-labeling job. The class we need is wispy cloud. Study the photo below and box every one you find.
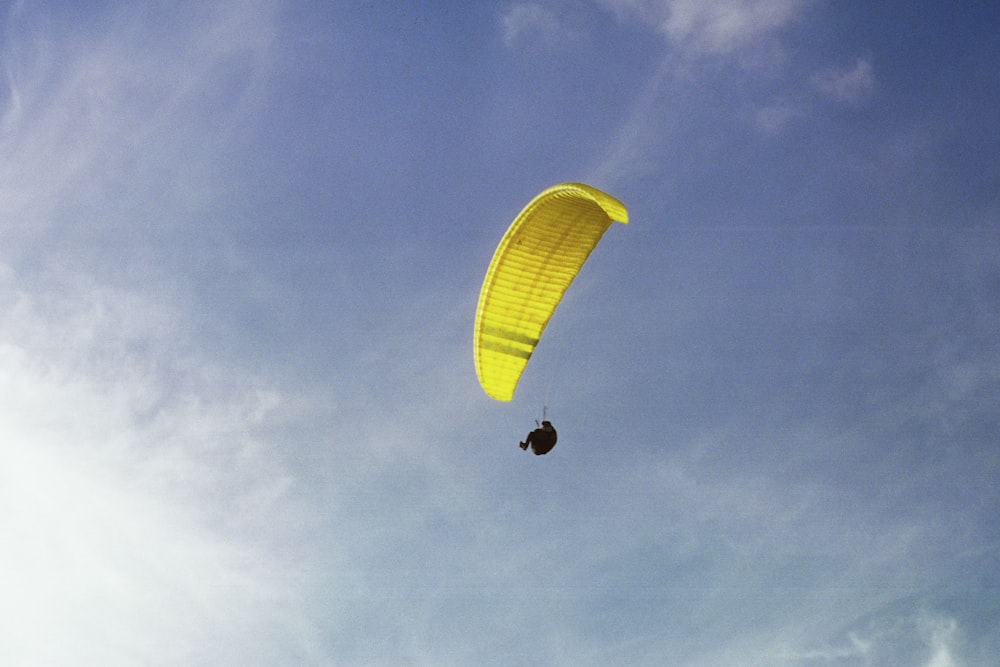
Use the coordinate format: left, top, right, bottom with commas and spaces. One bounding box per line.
499, 2, 575, 47
812, 57, 876, 105
0, 275, 315, 663
587, 0, 815, 184
782, 610, 963, 667
0, 2, 322, 662
0, 1, 278, 256
749, 56, 876, 132
585, 58, 674, 187
754, 98, 804, 132
2, 2, 995, 663
660, 0, 807, 57
599, 0, 811, 59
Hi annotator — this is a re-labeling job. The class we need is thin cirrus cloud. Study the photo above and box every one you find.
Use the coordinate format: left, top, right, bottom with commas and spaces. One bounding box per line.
597, 0, 811, 57
500, 0, 811, 57
0, 1, 318, 662
812, 57, 877, 105
583, 0, 817, 183
2, 1, 997, 664
753, 57, 876, 132
0, 0, 277, 254
500, 3, 569, 47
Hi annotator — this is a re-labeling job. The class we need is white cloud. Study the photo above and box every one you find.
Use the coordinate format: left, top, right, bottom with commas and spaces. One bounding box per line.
765, 610, 967, 667
0, 0, 279, 254
0, 2, 324, 662
662, 0, 807, 55
754, 99, 803, 132
812, 57, 876, 105
500, 2, 570, 47
746, 56, 875, 135
598, 0, 811, 58
921, 615, 959, 667
587, 0, 814, 182
0, 274, 315, 664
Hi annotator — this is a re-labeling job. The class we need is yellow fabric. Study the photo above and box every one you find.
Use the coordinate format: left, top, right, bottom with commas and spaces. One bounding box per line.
474, 183, 628, 401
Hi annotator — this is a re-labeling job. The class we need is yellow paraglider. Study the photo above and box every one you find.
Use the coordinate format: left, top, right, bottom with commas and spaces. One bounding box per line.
474, 183, 628, 401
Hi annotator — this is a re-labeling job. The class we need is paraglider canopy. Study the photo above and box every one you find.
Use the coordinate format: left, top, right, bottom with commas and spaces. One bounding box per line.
473, 182, 628, 401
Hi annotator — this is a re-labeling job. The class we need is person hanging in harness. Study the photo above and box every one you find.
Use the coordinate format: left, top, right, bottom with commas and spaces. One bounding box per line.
519, 420, 557, 456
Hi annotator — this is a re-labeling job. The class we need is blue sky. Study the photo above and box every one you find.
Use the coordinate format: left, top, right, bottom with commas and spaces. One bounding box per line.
2, 1, 998, 665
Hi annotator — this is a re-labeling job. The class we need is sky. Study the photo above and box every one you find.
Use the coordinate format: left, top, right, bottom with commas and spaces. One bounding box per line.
1, 1, 998, 665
